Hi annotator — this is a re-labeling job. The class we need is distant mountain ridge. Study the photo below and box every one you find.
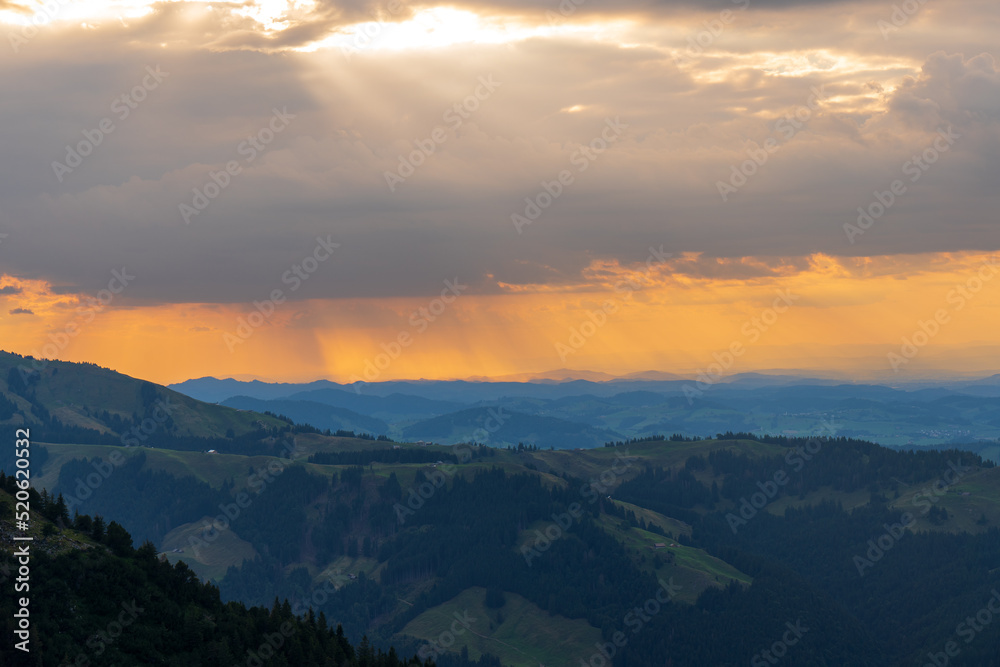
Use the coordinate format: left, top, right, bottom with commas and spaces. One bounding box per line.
221, 396, 390, 435
286, 388, 464, 420
170, 372, 843, 404
400, 407, 618, 449
168, 372, 1000, 450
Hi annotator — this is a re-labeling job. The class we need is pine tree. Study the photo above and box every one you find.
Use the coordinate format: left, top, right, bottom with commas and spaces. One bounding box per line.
91, 515, 105, 541
54, 493, 70, 525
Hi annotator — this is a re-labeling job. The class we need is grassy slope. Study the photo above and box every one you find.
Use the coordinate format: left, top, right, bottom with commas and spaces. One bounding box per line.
592, 515, 751, 604
397, 586, 602, 667
727, 456, 1000, 536
608, 499, 692, 537
29, 430, 1000, 664
160, 518, 258, 581
528, 438, 785, 483
0, 488, 100, 557
34, 442, 304, 490
887, 465, 1000, 534
32, 437, 772, 589
765, 486, 875, 515
0, 350, 286, 438
561, 398, 1000, 449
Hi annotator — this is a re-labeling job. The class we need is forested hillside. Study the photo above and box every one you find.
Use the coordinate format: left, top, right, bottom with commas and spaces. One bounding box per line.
0, 479, 432, 667
4, 356, 1000, 665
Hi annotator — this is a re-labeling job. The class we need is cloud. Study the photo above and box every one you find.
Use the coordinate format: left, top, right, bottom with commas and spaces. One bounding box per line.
0, 0, 31, 13
0, 1, 997, 310
0, 286, 22, 295
887, 52, 1000, 129
8, 308, 33, 315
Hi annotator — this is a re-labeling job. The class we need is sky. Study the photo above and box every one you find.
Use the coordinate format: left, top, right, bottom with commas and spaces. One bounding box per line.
0, 0, 998, 385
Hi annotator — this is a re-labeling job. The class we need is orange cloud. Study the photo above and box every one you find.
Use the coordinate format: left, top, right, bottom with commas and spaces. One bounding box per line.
2, 250, 997, 384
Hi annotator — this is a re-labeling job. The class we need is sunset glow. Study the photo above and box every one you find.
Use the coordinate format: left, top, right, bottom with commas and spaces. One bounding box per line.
2, 251, 996, 384
1, 0, 997, 385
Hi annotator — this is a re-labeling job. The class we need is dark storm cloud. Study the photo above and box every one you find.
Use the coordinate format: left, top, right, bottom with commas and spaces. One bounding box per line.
888, 52, 1000, 128
0, 0, 997, 305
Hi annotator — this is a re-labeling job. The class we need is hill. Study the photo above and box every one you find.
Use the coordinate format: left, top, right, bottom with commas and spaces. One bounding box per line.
6, 356, 1000, 665
169, 373, 1000, 450
0, 350, 288, 445
287, 388, 464, 420
401, 407, 617, 449
221, 395, 390, 435
0, 480, 432, 667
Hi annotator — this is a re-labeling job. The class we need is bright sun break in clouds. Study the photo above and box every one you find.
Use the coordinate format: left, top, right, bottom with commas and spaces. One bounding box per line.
0, 1, 630, 50
300, 6, 634, 53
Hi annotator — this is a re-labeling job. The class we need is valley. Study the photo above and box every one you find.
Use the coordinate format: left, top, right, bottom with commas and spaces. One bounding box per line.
3, 351, 1000, 665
